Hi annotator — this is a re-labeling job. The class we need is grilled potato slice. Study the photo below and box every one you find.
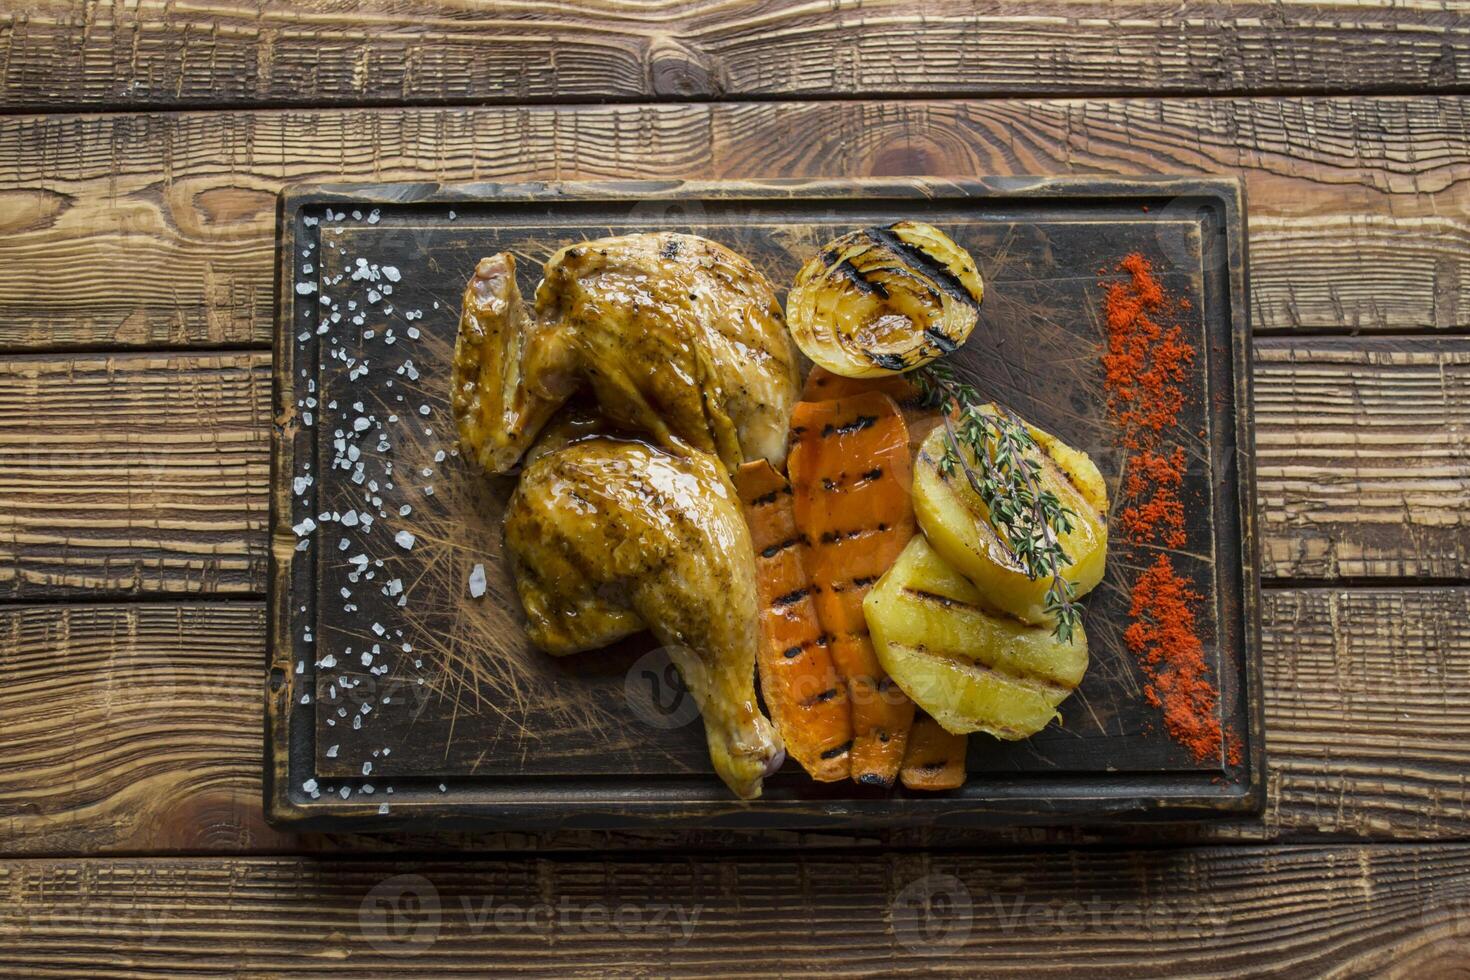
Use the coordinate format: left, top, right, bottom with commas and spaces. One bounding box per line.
864, 536, 1088, 739
912, 412, 1108, 626
787, 221, 983, 378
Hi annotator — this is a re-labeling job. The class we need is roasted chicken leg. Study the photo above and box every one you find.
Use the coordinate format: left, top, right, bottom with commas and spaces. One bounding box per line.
504, 431, 784, 799
453, 233, 800, 475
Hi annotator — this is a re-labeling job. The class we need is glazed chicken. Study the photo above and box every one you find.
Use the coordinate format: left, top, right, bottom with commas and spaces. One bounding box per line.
452, 233, 800, 475
504, 423, 784, 799
453, 233, 797, 798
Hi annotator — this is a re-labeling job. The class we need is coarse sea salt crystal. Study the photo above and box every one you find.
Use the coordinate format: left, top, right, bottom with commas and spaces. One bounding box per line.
353, 417, 371, 433
293, 517, 317, 537
326, 744, 339, 758
382, 266, 401, 283
468, 563, 487, 598
408, 326, 421, 340
303, 778, 318, 793
296, 281, 317, 295
395, 530, 416, 550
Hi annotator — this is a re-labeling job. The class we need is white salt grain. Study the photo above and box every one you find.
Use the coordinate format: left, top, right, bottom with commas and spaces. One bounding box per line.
395, 530, 416, 550
468, 563, 487, 598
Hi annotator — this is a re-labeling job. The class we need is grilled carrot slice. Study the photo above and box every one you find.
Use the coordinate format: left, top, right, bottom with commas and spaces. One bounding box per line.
734, 459, 853, 782
787, 391, 917, 787
899, 713, 968, 791
801, 367, 941, 453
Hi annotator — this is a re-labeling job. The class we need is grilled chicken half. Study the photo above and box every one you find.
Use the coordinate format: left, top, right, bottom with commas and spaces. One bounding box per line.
453, 233, 800, 475
504, 428, 784, 799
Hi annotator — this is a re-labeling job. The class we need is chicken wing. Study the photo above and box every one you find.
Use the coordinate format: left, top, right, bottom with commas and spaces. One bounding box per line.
453, 233, 799, 475
504, 432, 784, 799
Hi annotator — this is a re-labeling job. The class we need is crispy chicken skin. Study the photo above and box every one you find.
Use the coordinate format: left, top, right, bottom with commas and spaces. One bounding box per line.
504, 433, 784, 799
453, 233, 799, 475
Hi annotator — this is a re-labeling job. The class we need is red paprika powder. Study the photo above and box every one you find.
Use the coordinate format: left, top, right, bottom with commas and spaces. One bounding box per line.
1101, 253, 1238, 767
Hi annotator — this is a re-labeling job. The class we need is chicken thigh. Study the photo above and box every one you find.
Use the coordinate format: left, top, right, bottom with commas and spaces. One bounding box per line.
453, 233, 799, 476
504, 431, 784, 799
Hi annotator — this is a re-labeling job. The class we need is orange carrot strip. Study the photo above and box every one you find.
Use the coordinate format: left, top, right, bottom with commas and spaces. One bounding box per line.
734, 459, 853, 782
899, 713, 969, 791
787, 391, 917, 787
801, 367, 941, 454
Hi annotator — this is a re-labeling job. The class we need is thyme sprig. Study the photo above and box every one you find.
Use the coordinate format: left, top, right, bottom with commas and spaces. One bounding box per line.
913, 361, 1082, 643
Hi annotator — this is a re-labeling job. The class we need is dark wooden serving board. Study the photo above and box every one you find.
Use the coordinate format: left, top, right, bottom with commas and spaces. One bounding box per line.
266, 178, 1262, 830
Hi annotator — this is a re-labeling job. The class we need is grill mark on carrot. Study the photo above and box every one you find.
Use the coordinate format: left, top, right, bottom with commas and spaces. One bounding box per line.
820, 414, 878, 438
772, 586, 812, 607
761, 536, 804, 559
820, 739, 854, 760
900, 713, 967, 791
735, 459, 853, 783
788, 391, 918, 788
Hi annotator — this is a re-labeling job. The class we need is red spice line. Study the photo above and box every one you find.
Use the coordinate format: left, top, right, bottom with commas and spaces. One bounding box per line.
1100, 253, 1238, 767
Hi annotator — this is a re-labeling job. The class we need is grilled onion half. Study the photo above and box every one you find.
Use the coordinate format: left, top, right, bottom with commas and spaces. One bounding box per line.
787, 221, 984, 378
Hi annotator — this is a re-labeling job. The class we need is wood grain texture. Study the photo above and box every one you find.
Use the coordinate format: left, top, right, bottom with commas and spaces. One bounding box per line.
1, 97, 1468, 350
1255, 339, 1470, 581
2, 337, 1457, 599
5, 588, 1466, 854
3, 1, 1469, 110
0, 602, 294, 854
0, 353, 270, 599
0, 846, 1467, 975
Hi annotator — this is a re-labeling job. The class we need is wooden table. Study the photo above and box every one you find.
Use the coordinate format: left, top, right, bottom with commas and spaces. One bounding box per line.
1, 3, 1467, 974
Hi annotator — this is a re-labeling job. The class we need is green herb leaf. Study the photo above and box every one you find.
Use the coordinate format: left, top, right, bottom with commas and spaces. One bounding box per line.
913, 362, 1083, 643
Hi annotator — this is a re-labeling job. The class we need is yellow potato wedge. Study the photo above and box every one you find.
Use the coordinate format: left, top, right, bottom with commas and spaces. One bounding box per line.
912, 411, 1108, 626
864, 536, 1088, 739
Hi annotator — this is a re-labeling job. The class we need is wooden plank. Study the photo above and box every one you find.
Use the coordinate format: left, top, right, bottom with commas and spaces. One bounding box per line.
1, 98, 1468, 350
0, 602, 295, 854
1, 337, 1459, 599
1255, 339, 1470, 581
4, 588, 1465, 854
3, 1, 1469, 110
0, 353, 270, 598
0, 846, 1466, 974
